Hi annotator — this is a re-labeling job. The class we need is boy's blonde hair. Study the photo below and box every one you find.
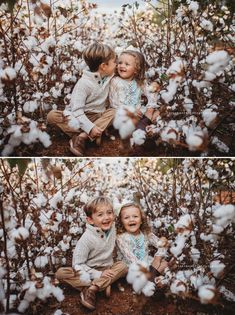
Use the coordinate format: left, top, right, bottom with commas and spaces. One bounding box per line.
119, 50, 146, 85
116, 202, 151, 235
83, 42, 116, 72
84, 196, 113, 218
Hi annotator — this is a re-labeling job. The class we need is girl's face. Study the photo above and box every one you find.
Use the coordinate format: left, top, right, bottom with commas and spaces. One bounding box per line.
120, 206, 142, 235
117, 54, 137, 81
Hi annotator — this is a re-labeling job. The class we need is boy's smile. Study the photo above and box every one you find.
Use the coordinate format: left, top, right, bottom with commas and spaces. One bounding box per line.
87, 203, 115, 231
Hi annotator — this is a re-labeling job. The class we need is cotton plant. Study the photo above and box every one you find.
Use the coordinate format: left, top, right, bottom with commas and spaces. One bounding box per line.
127, 262, 155, 297
113, 106, 138, 139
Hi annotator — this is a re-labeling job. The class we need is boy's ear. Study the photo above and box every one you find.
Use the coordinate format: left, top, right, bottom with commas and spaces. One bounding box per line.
86, 216, 94, 225
99, 62, 106, 72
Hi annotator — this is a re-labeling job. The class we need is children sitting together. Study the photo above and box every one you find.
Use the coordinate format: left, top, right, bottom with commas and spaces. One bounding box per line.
47, 42, 159, 156
56, 196, 174, 311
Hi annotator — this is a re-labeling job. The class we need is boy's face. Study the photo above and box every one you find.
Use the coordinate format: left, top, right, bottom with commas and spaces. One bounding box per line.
100, 57, 116, 76
87, 203, 115, 231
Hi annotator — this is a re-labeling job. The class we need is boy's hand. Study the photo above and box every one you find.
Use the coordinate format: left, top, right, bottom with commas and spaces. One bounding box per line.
101, 269, 115, 278
89, 126, 102, 138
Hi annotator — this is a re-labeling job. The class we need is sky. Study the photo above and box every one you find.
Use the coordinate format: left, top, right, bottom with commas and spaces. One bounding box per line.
92, 0, 146, 13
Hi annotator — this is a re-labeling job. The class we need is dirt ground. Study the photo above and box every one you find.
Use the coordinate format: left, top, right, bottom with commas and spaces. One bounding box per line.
27, 279, 235, 315
11, 123, 235, 157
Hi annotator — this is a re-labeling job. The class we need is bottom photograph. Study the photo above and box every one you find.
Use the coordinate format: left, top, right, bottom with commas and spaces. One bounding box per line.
0, 158, 235, 315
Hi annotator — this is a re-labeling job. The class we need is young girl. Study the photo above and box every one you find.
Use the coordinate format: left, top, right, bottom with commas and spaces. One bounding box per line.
116, 203, 172, 282
109, 50, 159, 134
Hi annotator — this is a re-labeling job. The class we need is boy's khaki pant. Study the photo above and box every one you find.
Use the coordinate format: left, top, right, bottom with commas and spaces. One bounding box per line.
47, 108, 115, 137
55, 261, 127, 291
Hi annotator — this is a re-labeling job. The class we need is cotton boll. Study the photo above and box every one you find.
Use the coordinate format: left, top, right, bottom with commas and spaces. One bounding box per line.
38, 130, 52, 148
11, 227, 29, 242
126, 263, 141, 284
142, 281, 155, 296
1, 143, 14, 156
119, 120, 136, 139
190, 247, 200, 263
113, 106, 138, 139
198, 284, 216, 304
34, 256, 48, 268
204, 71, 216, 81
132, 272, 148, 294
131, 129, 146, 146
185, 129, 208, 151
175, 214, 194, 232
213, 204, 235, 221
18, 299, 30, 313
52, 286, 64, 302
210, 260, 225, 278
23, 100, 39, 113
200, 18, 213, 32
161, 127, 178, 143
211, 137, 229, 153
170, 279, 187, 295
202, 109, 217, 127
170, 234, 187, 257
190, 274, 204, 290
0, 67, 17, 82
188, 1, 199, 14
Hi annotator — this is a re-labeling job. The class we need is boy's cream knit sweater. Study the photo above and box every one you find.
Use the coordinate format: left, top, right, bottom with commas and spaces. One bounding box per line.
67, 70, 114, 134
72, 223, 116, 279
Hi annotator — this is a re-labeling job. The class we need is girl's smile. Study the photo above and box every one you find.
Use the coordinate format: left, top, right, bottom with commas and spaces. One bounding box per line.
120, 206, 142, 235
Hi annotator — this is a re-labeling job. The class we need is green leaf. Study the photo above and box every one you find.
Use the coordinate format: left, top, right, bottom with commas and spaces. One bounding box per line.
160, 73, 169, 81
168, 224, 174, 233
7, 159, 31, 177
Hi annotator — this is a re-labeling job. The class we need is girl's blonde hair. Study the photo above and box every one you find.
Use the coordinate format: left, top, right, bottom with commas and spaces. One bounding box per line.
119, 50, 146, 85
116, 202, 151, 235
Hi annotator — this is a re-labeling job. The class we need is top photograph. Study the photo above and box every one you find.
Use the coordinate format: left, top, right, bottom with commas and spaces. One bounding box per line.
0, 0, 234, 157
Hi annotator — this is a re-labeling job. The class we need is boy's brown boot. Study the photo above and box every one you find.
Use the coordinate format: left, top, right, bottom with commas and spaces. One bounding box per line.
69, 135, 86, 156
80, 287, 97, 310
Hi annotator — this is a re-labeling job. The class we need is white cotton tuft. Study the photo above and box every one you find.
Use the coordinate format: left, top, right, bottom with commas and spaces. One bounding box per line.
52, 286, 64, 302
126, 262, 151, 295
23, 100, 39, 113
38, 130, 52, 148
200, 18, 213, 32
161, 127, 178, 143
0, 66, 17, 81
11, 226, 29, 241
198, 284, 216, 304
34, 255, 48, 268
210, 260, 225, 278
185, 128, 207, 151
18, 299, 30, 313
175, 214, 194, 230
202, 108, 217, 127
131, 129, 146, 146
170, 279, 187, 295
113, 106, 136, 139
188, 1, 199, 14
141, 281, 156, 297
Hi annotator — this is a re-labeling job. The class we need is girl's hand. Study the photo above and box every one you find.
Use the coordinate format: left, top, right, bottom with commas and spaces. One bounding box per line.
101, 269, 115, 278
136, 109, 143, 118
152, 256, 170, 274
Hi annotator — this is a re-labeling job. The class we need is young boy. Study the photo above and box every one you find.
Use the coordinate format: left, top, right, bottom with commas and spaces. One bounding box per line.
55, 196, 127, 310
47, 43, 117, 156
